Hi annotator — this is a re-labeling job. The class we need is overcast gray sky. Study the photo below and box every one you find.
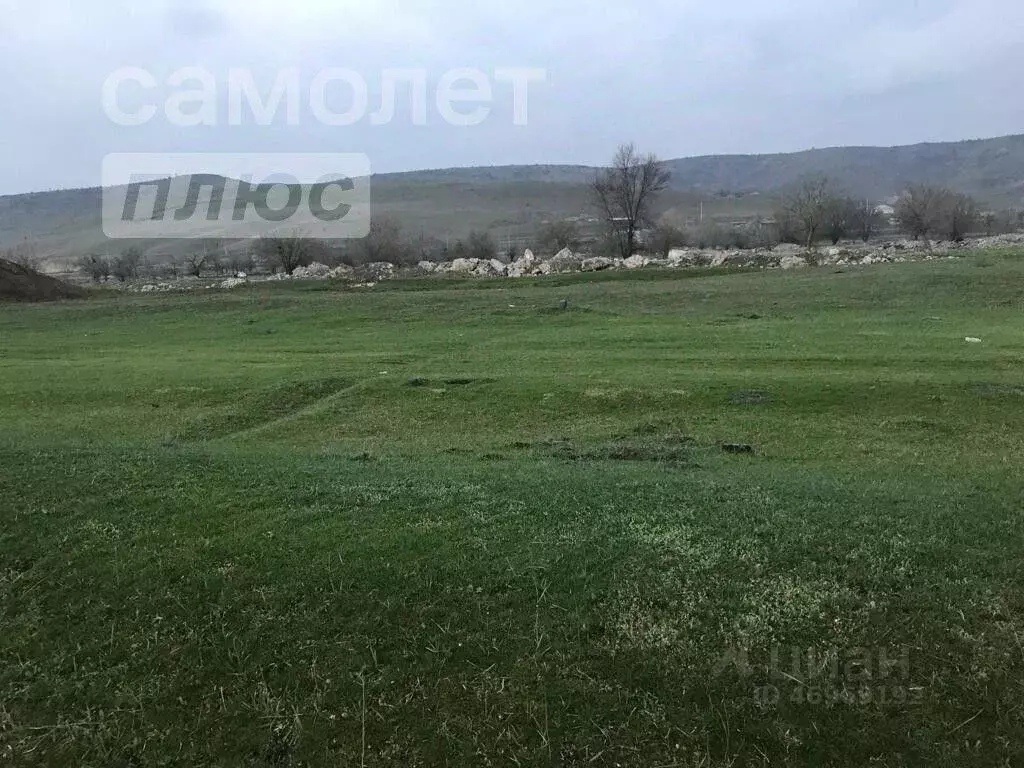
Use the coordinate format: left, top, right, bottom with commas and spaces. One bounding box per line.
1, 0, 1022, 195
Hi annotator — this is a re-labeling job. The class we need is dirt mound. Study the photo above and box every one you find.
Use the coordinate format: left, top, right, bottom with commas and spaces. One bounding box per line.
0, 259, 85, 302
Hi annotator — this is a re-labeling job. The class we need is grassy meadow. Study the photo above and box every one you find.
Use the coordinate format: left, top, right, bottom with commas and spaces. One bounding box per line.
1, 253, 1024, 766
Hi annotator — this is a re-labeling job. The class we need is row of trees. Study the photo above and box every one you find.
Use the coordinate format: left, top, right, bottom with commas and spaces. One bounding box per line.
776, 177, 887, 247
894, 185, 982, 243
587, 143, 1011, 255
76, 248, 143, 283
71, 220, 508, 282
359, 219, 501, 265
776, 176, 987, 247
76, 242, 250, 283
243, 223, 501, 275
586, 147, 876, 254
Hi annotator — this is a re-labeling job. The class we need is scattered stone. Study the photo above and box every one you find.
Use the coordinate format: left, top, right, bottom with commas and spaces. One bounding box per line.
219, 277, 247, 290
780, 255, 808, 270
773, 243, 805, 257
722, 443, 755, 454
365, 262, 395, 281
624, 255, 650, 269
965, 337, 983, 344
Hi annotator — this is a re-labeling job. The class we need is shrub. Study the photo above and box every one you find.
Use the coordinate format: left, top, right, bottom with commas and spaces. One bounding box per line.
537, 220, 581, 254
112, 247, 143, 282
466, 231, 497, 261
76, 254, 112, 283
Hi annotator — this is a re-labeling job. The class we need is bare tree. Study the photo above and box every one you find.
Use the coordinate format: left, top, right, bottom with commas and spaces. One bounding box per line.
982, 211, 997, 237
76, 254, 111, 283
411, 233, 448, 264
895, 185, 949, 243
258, 233, 310, 275
647, 223, 686, 257
943, 193, 979, 242
226, 245, 256, 276
850, 200, 885, 242
360, 216, 408, 264
593, 144, 671, 259
537, 220, 581, 254
822, 195, 858, 245
466, 230, 497, 261
184, 242, 213, 278
183, 252, 207, 278
112, 247, 143, 282
160, 261, 181, 280
775, 210, 803, 245
778, 175, 835, 249
4, 239, 41, 270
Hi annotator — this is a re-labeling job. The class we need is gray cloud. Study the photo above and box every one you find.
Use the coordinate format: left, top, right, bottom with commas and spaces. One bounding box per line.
1, 0, 1022, 194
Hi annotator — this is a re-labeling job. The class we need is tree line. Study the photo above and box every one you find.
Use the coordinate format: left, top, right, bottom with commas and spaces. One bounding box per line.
70, 223, 510, 282
774, 176, 991, 247
586, 143, 1022, 256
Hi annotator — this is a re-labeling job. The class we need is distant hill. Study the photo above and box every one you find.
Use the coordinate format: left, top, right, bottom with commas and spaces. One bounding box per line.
382, 134, 1024, 202
4, 134, 1024, 269
661, 135, 1024, 201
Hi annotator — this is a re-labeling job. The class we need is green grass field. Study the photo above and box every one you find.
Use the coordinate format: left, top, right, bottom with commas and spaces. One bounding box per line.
2, 254, 1023, 766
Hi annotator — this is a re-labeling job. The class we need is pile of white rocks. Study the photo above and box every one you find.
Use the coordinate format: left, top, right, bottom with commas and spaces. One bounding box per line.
291, 263, 353, 280
127, 234, 1024, 291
